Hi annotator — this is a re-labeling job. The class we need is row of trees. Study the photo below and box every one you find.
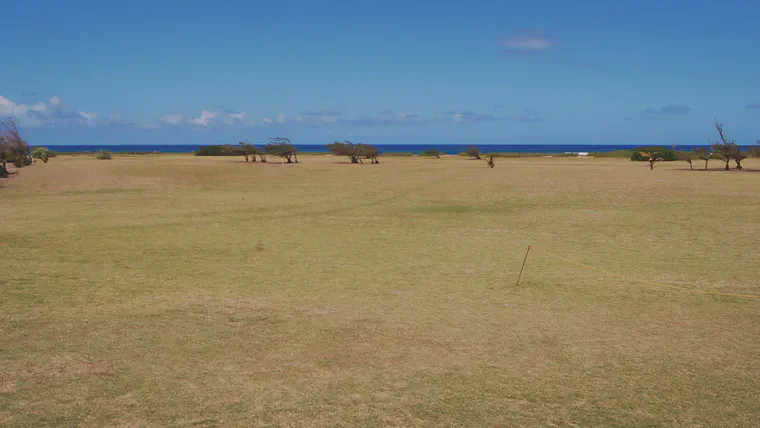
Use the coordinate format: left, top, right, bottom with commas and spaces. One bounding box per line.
217, 138, 299, 163
675, 121, 758, 171
640, 121, 758, 171
326, 141, 380, 164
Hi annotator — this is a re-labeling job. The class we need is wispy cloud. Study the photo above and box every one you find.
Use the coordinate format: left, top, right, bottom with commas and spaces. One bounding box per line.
643, 105, 692, 115
503, 35, 553, 52
161, 113, 184, 125
448, 109, 543, 125
746, 103, 760, 109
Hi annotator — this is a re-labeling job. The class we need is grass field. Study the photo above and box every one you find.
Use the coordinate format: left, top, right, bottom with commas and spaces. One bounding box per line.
2, 154, 760, 427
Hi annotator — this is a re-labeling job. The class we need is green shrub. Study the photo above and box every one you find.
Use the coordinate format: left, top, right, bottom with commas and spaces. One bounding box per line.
96, 150, 112, 160
630, 146, 676, 161
195, 145, 238, 156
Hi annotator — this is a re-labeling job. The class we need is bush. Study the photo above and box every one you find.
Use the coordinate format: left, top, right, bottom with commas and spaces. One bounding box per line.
466, 146, 481, 159
96, 150, 112, 160
630, 146, 677, 161
420, 149, 441, 158
31, 147, 53, 163
195, 145, 238, 156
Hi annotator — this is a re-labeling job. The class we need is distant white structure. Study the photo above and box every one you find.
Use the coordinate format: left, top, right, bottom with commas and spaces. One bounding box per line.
565, 152, 589, 157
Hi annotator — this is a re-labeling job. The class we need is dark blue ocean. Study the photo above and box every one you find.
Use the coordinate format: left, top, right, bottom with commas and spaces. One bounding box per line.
45, 144, 719, 154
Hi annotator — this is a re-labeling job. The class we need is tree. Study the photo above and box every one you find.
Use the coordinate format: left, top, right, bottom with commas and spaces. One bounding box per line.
675, 151, 693, 170
327, 141, 360, 163
266, 137, 298, 163
466, 146, 482, 160
711, 120, 739, 171
638, 150, 663, 170
356, 143, 380, 164
0, 118, 30, 177
693, 147, 711, 170
31, 147, 53, 163
420, 149, 441, 158
486, 155, 495, 168
224, 142, 258, 162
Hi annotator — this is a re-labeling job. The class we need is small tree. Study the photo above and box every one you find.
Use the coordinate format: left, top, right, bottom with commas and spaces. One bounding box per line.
224, 142, 258, 162
356, 143, 380, 164
692, 147, 711, 170
421, 149, 441, 159
266, 137, 298, 163
466, 146, 481, 160
711, 120, 738, 171
327, 141, 359, 163
639, 150, 663, 170
675, 151, 693, 170
486, 155, 495, 168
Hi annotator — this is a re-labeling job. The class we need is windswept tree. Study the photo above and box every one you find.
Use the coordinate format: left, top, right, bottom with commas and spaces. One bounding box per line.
224, 142, 258, 162
421, 149, 441, 159
639, 150, 663, 170
0, 118, 31, 177
466, 146, 482, 160
327, 141, 360, 163
693, 147, 711, 170
711, 120, 739, 170
675, 151, 693, 170
266, 137, 298, 163
356, 143, 380, 164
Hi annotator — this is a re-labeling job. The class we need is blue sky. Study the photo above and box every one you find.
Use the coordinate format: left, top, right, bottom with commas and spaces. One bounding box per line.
2, 0, 759, 146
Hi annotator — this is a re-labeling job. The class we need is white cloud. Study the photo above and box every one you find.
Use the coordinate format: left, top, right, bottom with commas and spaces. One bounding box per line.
161, 113, 184, 125
190, 110, 217, 126
261, 117, 273, 125
30, 102, 47, 112
276, 112, 286, 124
79, 111, 97, 122
49, 96, 60, 106
230, 112, 246, 120
503, 36, 553, 51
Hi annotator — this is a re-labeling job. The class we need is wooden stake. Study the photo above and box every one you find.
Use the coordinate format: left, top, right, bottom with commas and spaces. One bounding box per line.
516, 245, 532, 285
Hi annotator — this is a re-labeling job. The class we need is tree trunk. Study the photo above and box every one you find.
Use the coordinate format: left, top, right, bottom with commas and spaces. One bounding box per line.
648, 160, 654, 170
0, 160, 7, 178
687, 160, 693, 170
244, 155, 249, 162
704, 159, 708, 170
294, 153, 299, 163
735, 160, 743, 170
724, 159, 730, 170
350, 156, 359, 164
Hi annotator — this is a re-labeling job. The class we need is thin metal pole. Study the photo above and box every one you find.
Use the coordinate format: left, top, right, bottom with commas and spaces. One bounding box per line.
516, 245, 532, 285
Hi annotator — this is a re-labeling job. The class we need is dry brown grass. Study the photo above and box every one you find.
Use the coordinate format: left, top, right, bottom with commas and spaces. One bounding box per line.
2, 154, 760, 427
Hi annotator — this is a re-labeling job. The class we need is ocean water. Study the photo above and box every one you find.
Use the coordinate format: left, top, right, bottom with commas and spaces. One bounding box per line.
45, 144, 719, 154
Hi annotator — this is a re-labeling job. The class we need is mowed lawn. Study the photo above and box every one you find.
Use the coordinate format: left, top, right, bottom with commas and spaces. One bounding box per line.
2, 154, 760, 427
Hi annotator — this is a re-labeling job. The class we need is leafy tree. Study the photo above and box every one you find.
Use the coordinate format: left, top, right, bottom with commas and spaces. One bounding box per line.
327, 141, 360, 163
675, 151, 693, 170
0, 118, 30, 177
466, 146, 482, 159
31, 147, 53, 163
638, 150, 664, 170
224, 142, 258, 162
692, 147, 711, 170
420, 149, 441, 158
266, 137, 298, 163
630, 146, 677, 161
356, 143, 380, 164
711, 120, 740, 170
